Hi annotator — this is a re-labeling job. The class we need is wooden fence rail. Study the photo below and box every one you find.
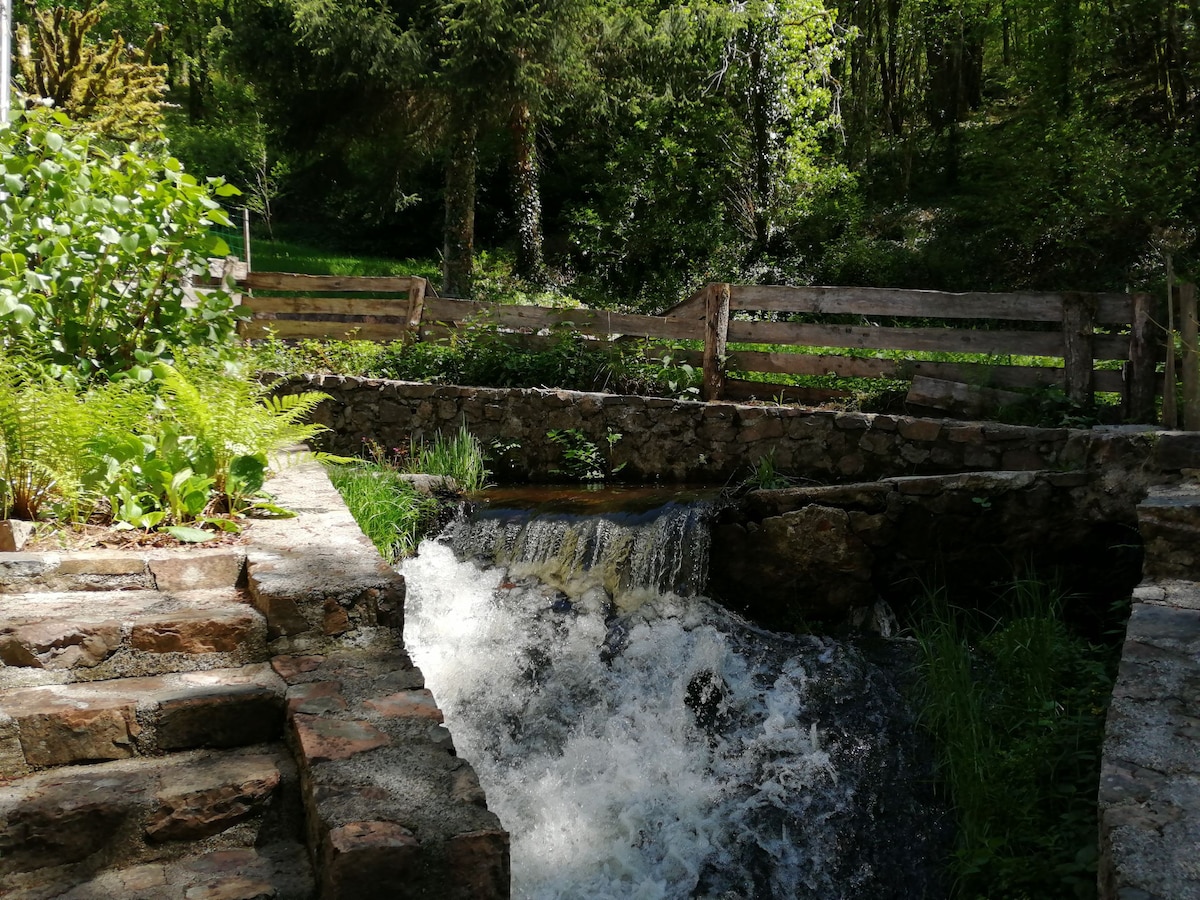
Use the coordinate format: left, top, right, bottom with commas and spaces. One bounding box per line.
225, 269, 1174, 423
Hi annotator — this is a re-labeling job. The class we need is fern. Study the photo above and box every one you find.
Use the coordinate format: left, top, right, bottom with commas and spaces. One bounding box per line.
0, 354, 157, 520
151, 359, 329, 506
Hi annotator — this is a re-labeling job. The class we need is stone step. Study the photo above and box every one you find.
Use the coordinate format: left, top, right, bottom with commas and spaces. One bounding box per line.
6, 843, 315, 900
0, 548, 245, 594
0, 664, 286, 779
0, 588, 268, 689
272, 646, 509, 900
0, 746, 304, 896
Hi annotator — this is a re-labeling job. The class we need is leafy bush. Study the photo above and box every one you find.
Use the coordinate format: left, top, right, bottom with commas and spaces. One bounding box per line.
0, 352, 330, 538
0, 110, 243, 380
0, 354, 153, 520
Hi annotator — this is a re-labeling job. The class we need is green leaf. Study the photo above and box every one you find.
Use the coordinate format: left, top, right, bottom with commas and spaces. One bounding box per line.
213, 182, 242, 197
161, 525, 216, 543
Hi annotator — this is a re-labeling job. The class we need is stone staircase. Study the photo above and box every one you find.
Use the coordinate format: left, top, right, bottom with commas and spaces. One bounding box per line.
0, 461, 508, 900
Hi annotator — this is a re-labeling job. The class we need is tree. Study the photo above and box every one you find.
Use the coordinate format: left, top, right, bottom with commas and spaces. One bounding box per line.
15, 0, 169, 140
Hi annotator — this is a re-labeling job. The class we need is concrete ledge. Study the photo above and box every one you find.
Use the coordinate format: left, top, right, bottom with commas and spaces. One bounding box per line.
272, 648, 509, 899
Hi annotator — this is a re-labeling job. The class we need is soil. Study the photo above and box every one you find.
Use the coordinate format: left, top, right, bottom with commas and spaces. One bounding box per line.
21, 521, 251, 553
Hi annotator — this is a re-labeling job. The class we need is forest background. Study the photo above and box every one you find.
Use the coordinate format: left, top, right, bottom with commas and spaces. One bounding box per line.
10, 0, 1198, 310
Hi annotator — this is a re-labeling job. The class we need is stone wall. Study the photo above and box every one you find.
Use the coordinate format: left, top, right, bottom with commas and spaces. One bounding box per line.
279, 376, 1191, 486
710, 470, 1146, 628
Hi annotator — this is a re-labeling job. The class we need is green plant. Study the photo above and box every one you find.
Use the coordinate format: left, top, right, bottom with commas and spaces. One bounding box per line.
0, 110, 243, 380
911, 577, 1114, 899
150, 359, 330, 514
405, 424, 490, 493
326, 462, 439, 562
0, 353, 153, 520
747, 450, 794, 490
547, 427, 625, 482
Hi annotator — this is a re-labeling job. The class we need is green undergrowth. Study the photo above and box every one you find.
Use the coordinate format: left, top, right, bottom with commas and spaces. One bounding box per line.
325, 465, 439, 562
244, 328, 703, 399
911, 577, 1118, 899
326, 425, 490, 561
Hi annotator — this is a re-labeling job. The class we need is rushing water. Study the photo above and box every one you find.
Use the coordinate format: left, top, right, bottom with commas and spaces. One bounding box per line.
401, 490, 939, 899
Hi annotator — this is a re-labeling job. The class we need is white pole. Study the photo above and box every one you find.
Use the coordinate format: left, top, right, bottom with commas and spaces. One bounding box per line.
0, 0, 11, 125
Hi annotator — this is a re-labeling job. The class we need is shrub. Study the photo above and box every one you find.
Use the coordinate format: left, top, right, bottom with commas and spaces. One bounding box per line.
0, 110, 243, 380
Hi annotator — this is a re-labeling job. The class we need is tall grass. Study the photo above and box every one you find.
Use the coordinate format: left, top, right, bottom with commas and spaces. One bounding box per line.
326, 464, 438, 562
405, 423, 490, 493
912, 577, 1114, 899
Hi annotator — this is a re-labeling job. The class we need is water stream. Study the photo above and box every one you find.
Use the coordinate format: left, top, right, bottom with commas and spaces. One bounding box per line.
401, 488, 940, 899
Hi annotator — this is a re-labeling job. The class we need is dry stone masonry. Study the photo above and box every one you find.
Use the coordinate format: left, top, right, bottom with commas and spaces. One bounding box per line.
0, 457, 508, 900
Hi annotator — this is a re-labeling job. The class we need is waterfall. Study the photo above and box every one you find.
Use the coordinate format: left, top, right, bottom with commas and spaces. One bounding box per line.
402, 490, 940, 899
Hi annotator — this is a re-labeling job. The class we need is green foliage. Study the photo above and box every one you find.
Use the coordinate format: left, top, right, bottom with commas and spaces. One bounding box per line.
0, 352, 154, 520
404, 424, 490, 494
150, 358, 329, 512
912, 577, 1115, 899
326, 462, 439, 562
746, 451, 795, 490
15, 0, 169, 141
0, 110, 243, 380
547, 427, 624, 482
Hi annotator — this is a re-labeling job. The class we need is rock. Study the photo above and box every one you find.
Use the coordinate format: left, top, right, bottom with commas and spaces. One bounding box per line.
18, 703, 139, 767
145, 755, 282, 842
0, 520, 35, 553
291, 714, 390, 763
319, 821, 421, 900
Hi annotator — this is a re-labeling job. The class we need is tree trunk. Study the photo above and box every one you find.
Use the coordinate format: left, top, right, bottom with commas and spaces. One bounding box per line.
443, 115, 478, 298
511, 99, 545, 283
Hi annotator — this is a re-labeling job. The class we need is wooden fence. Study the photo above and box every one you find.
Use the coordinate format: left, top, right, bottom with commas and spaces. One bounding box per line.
227, 268, 1188, 424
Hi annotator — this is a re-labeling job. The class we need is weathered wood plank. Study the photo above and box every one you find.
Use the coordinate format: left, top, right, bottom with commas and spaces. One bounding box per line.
422, 296, 486, 322
727, 284, 1135, 324
727, 320, 1063, 356
906, 375, 1027, 418
726, 320, 1133, 359
703, 283, 730, 401
716, 349, 1130, 392
1062, 292, 1096, 403
238, 319, 414, 342
243, 272, 423, 293
1123, 292, 1159, 423
242, 296, 415, 317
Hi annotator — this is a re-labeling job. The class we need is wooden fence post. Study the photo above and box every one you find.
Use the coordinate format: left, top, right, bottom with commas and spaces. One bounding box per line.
702, 282, 730, 402
1180, 282, 1199, 430
1062, 291, 1096, 405
406, 278, 427, 333
1123, 292, 1158, 424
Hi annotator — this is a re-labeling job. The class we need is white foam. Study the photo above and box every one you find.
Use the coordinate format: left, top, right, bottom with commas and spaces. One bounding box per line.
402, 541, 876, 899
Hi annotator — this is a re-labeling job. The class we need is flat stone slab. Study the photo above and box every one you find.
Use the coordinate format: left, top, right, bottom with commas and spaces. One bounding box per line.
245, 459, 406, 646
0, 746, 299, 890
7, 842, 314, 900
0, 589, 267, 687
0, 664, 286, 777
0, 549, 245, 594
